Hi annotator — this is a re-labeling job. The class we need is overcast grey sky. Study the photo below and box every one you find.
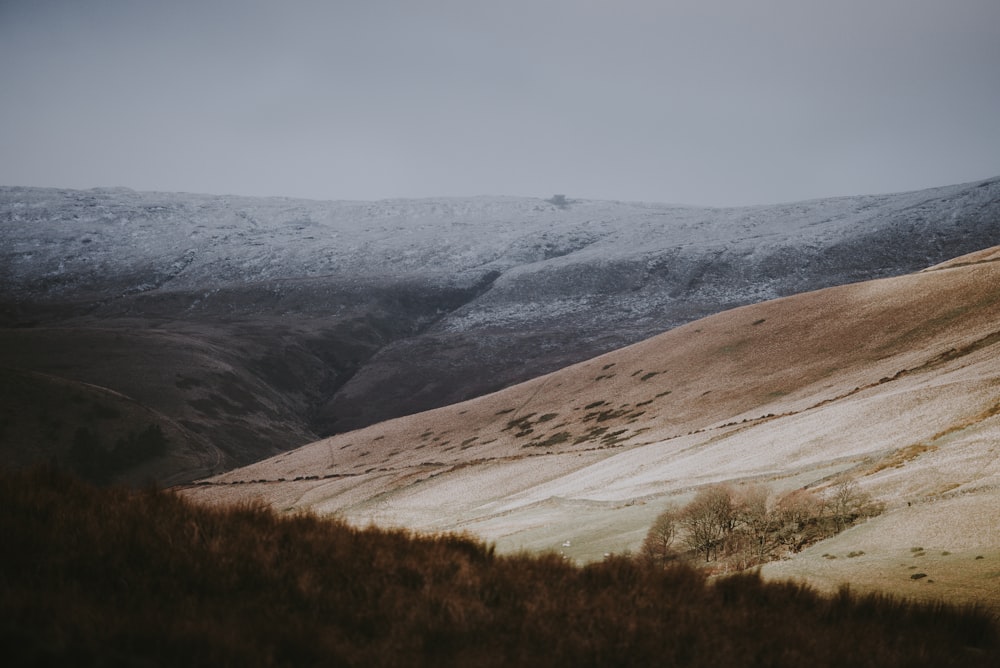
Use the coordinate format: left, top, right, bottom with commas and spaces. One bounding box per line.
1, 0, 998, 206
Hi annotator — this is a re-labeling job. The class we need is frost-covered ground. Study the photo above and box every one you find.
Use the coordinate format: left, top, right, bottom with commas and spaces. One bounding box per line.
181, 248, 1000, 610
4, 179, 999, 312
1, 178, 998, 480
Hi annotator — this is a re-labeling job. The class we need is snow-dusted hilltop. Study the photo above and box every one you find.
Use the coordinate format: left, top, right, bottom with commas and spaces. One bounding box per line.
4, 181, 999, 309
1, 178, 999, 482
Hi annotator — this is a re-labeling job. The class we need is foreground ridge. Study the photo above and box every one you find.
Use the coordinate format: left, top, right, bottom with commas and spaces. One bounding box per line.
2, 467, 997, 667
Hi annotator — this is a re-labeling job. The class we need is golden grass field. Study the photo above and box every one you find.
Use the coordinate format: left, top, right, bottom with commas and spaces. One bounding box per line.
182, 246, 1000, 610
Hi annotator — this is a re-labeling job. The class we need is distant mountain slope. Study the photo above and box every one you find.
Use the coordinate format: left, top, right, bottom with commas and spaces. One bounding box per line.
0, 368, 211, 486
2, 178, 999, 481
182, 246, 1000, 608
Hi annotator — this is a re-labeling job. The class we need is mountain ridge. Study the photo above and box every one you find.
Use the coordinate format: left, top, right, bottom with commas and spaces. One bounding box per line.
2, 177, 999, 482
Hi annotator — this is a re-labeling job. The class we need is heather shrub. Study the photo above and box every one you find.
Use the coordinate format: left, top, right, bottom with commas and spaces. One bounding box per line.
1, 467, 995, 667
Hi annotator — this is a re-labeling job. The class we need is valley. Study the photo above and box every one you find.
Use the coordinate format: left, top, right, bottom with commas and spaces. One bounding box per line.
3, 180, 999, 608
2, 178, 1000, 484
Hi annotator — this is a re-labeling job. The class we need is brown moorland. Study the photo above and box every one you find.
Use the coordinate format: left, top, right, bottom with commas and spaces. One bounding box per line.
183, 246, 1000, 609
3, 467, 997, 667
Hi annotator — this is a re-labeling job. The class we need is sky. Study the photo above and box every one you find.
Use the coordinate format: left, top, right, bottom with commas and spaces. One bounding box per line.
1, 0, 998, 207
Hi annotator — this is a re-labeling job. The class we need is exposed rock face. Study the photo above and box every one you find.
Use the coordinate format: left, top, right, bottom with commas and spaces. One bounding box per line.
1, 178, 998, 481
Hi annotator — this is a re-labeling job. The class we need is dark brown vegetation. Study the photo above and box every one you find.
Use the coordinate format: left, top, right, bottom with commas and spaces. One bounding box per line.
0, 368, 180, 485
641, 481, 885, 571
2, 468, 996, 667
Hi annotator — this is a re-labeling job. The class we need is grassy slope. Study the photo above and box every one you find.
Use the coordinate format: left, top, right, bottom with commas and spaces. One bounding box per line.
182, 247, 1000, 609
0, 319, 328, 481
2, 467, 997, 667
0, 367, 216, 486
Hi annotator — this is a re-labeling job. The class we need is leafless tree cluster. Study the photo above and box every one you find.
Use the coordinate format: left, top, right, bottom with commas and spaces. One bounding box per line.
640, 479, 884, 570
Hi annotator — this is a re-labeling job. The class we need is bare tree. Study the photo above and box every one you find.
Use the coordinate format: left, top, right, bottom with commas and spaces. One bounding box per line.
681, 485, 735, 562
733, 484, 776, 565
640, 508, 678, 566
773, 488, 825, 552
829, 479, 857, 531
827, 478, 882, 531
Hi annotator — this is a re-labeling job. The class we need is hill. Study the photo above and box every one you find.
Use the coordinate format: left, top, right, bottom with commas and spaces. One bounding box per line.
3, 467, 996, 667
2, 178, 999, 482
182, 246, 1000, 608
0, 367, 208, 486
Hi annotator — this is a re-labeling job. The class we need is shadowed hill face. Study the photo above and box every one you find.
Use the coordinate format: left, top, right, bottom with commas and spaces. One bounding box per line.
183, 247, 1000, 609
0, 368, 213, 486
2, 178, 1000, 482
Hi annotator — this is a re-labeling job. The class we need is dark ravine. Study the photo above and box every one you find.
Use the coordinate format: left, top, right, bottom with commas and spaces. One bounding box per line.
1, 177, 998, 483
